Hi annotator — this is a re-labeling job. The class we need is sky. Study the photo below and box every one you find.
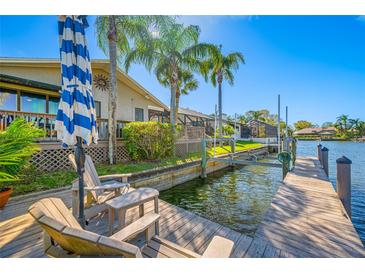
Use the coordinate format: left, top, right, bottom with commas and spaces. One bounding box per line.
0, 15, 364, 126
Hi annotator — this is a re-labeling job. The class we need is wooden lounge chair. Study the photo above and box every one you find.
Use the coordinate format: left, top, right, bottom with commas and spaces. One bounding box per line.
69, 154, 132, 217
28, 198, 234, 258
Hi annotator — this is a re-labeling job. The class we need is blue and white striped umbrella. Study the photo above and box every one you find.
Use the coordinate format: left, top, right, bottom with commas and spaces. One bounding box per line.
56, 15, 98, 147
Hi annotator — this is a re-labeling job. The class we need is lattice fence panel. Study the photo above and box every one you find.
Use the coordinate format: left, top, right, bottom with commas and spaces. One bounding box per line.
116, 145, 130, 162
30, 147, 74, 172
31, 142, 130, 172
84, 146, 108, 164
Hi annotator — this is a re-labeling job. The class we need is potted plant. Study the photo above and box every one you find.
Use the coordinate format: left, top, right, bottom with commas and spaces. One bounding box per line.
0, 118, 44, 208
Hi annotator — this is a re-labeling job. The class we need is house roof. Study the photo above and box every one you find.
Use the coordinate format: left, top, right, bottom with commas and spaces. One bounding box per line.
294, 127, 336, 135
178, 107, 213, 120
247, 119, 277, 129
0, 73, 60, 91
0, 57, 169, 110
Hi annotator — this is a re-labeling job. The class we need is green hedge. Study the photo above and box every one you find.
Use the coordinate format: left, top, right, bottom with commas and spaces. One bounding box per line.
123, 122, 175, 160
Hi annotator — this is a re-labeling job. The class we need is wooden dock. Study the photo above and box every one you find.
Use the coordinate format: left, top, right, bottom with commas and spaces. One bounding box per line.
1, 156, 364, 258
255, 156, 365, 257
0, 188, 283, 258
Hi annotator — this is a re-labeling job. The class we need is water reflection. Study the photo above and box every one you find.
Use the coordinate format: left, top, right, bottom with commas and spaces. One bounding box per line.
160, 157, 282, 236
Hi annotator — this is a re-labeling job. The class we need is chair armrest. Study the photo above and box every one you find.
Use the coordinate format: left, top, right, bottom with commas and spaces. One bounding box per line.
84, 182, 129, 191
202, 236, 234, 258
151, 236, 201, 258
111, 213, 160, 242
99, 174, 132, 183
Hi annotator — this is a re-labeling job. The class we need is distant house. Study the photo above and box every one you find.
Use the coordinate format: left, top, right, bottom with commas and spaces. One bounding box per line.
176, 107, 215, 138
294, 127, 337, 138
244, 119, 278, 138
176, 108, 246, 138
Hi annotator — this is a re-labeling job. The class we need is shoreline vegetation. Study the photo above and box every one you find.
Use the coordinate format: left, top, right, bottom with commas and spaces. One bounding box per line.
296, 137, 365, 142
293, 115, 365, 141
11, 140, 263, 197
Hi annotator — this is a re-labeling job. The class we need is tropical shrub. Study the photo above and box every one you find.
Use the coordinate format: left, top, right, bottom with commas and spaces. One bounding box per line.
294, 120, 314, 131
123, 122, 177, 160
216, 124, 235, 137
0, 118, 44, 191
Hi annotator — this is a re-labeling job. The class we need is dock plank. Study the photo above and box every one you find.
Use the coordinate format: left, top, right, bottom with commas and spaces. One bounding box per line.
255, 157, 365, 258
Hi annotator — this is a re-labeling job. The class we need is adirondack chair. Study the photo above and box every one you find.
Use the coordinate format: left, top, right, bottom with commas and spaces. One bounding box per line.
69, 154, 132, 218
28, 198, 234, 258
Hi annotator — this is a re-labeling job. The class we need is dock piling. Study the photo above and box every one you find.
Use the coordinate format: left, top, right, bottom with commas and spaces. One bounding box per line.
230, 138, 235, 154
336, 156, 352, 219
201, 137, 207, 178
290, 139, 297, 164
321, 146, 329, 176
317, 143, 322, 165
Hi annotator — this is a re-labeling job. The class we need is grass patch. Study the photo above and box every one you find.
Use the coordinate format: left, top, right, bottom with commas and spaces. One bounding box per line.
206, 140, 264, 157
10, 141, 263, 197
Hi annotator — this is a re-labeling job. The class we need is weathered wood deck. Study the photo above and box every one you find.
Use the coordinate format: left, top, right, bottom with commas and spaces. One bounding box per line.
1, 156, 364, 258
255, 156, 365, 257
0, 188, 282, 258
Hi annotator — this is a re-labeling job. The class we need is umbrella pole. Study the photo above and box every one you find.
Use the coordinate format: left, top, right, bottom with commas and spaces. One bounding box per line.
75, 136, 86, 228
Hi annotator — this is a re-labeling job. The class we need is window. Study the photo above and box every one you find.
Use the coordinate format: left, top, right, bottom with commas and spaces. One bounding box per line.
135, 107, 144, 121
21, 92, 46, 113
48, 97, 60, 114
0, 88, 17, 111
94, 101, 101, 118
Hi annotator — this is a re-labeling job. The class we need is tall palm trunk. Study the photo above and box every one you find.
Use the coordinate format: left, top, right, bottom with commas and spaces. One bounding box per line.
217, 72, 223, 137
108, 16, 117, 164
174, 90, 180, 126
170, 69, 178, 156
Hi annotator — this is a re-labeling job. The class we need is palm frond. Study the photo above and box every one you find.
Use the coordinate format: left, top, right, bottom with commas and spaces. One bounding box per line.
223, 68, 234, 86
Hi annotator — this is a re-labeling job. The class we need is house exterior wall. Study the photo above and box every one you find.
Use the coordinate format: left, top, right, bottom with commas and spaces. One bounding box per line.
0, 64, 162, 122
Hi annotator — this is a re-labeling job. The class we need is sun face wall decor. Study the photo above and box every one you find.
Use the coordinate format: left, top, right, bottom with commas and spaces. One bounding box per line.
93, 74, 110, 92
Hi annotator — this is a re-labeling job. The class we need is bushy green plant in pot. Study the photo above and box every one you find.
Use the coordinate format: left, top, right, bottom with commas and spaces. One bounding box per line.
0, 118, 44, 208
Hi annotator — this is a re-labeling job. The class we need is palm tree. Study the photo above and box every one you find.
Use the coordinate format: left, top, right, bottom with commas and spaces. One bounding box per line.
237, 114, 248, 124
335, 114, 350, 135
124, 23, 213, 155
200, 45, 244, 136
95, 16, 173, 164
246, 110, 265, 121
349, 118, 363, 137
357, 121, 365, 137
157, 69, 198, 124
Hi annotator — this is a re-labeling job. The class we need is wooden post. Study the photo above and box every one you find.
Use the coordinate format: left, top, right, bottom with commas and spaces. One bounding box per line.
317, 144, 322, 165
282, 156, 290, 179
230, 138, 235, 154
291, 139, 297, 165
336, 156, 352, 219
154, 196, 160, 235
321, 147, 329, 176
278, 151, 291, 179
201, 137, 207, 178
284, 137, 289, 152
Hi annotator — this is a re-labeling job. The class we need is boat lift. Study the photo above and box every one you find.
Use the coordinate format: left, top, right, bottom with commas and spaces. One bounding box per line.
200, 108, 294, 179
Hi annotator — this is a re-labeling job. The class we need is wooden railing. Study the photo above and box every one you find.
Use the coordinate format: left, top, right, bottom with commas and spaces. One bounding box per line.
0, 110, 125, 141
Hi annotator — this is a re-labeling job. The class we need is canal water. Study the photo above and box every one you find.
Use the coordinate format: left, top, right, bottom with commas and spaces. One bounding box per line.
160, 141, 365, 244
160, 156, 283, 237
